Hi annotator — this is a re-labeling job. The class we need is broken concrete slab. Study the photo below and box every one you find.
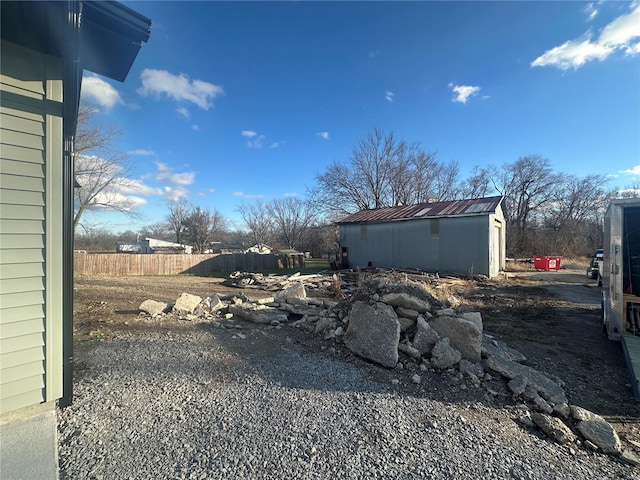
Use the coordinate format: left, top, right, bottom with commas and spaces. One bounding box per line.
228, 304, 288, 325
380, 292, 430, 313
396, 306, 419, 320
570, 406, 622, 454
430, 337, 462, 370
429, 316, 481, 362
412, 316, 440, 355
173, 293, 202, 314
485, 355, 567, 408
344, 301, 400, 368
461, 311, 483, 333
481, 335, 527, 362
531, 413, 576, 445
274, 282, 306, 301
139, 299, 169, 316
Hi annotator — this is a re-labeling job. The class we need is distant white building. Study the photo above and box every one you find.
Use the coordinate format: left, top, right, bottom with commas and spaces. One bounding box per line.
116, 237, 193, 254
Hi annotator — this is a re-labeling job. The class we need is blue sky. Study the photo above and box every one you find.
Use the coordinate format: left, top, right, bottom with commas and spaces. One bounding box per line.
79, 1, 640, 233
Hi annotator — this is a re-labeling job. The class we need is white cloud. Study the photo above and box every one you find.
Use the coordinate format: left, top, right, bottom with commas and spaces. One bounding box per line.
233, 191, 263, 199
117, 178, 164, 196
270, 141, 286, 149
163, 186, 189, 202
531, 3, 640, 70
81, 76, 123, 110
192, 124, 200, 131
127, 149, 155, 156
177, 106, 190, 118
448, 83, 481, 104
155, 162, 195, 186
241, 130, 265, 148
284, 192, 297, 197
137, 69, 224, 110
584, 3, 598, 21
530, 37, 612, 69
622, 165, 640, 175
316, 131, 330, 140
385, 90, 394, 102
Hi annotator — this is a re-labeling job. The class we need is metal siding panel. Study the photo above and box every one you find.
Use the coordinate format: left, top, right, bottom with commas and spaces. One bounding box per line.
1, 346, 44, 369
0, 188, 45, 206
0, 389, 45, 414
0, 262, 45, 279
0, 304, 45, 324
0, 276, 45, 295
0, 158, 45, 177
0, 103, 44, 123
0, 234, 45, 249
0, 287, 45, 309
0, 376, 44, 401
0, 112, 44, 136
1, 219, 44, 235
0, 172, 45, 192
0, 249, 45, 264
0, 204, 45, 220
0, 331, 44, 355
1, 143, 45, 164
0, 128, 45, 150
0, 361, 45, 384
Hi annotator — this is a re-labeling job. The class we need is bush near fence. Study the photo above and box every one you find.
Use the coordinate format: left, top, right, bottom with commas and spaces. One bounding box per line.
74, 253, 280, 276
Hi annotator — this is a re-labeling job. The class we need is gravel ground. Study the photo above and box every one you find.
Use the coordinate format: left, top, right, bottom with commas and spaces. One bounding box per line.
57, 322, 636, 480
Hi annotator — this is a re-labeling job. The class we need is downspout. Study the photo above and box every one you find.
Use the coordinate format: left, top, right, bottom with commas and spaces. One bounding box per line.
59, 0, 82, 408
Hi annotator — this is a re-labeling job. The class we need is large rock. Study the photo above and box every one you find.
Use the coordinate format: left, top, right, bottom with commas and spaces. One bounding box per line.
139, 299, 169, 316
430, 337, 462, 369
461, 312, 483, 332
429, 316, 481, 362
228, 304, 288, 325
531, 413, 576, 445
380, 292, 430, 313
343, 301, 400, 368
570, 406, 622, 454
481, 336, 527, 362
396, 307, 419, 320
173, 293, 202, 314
275, 282, 306, 301
412, 316, 440, 355
485, 355, 567, 407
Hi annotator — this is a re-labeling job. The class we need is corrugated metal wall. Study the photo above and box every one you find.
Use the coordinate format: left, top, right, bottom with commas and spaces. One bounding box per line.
0, 40, 63, 414
340, 214, 495, 276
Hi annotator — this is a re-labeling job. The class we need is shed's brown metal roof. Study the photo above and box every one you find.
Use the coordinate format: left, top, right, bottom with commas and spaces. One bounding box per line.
336, 196, 503, 224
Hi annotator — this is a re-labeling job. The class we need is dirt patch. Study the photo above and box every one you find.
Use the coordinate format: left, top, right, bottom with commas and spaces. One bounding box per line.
73, 268, 640, 453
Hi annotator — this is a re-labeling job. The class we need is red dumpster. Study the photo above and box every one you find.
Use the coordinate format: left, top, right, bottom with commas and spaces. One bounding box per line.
533, 256, 562, 271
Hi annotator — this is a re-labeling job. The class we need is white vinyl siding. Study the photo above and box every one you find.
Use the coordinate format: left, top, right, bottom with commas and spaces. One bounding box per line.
0, 40, 63, 415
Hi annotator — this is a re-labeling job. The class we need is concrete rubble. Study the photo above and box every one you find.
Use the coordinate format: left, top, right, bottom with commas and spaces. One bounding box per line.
137, 271, 628, 460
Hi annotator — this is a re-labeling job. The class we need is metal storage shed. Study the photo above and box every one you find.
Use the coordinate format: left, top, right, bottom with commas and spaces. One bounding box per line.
0, 1, 150, 418
336, 196, 506, 278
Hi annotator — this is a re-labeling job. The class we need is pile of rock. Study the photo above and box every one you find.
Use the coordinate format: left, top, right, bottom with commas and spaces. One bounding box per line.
138, 274, 628, 460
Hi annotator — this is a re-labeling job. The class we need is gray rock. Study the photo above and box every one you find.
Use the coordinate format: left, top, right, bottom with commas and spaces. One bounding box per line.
459, 359, 483, 384
173, 293, 203, 314
481, 336, 527, 362
485, 355, 567, 407
380, 292, 430, 313
461, 312, 483, 333
138, 299, 169, 316
435, 307, 456, 317
508, 375, 528, 395
275, 282, 306, 301
430, 316, 482, 362
430, 337, 462, 370
344, 301, 400, 368
411, 374, 422, 384
396, 307, 419, 320
570, 406, 622, 454
228, 304, 288, 325
531, 413, 576, 445
412, 316, 440, 355
209, 295, 225, 311
314, 316, 334, 333
398, 343, 422, 359
398, 316, 415, 332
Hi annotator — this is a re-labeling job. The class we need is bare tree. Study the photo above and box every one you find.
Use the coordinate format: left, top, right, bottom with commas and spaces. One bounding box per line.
73, 102, 138, 232
238, 200, 274, 248
314, 128, 458, 216
184, 207, 228, 254
270, 197, 318, 250
461, 166, 492, 199
490, 155, 559, 255
167, 199, 190, 244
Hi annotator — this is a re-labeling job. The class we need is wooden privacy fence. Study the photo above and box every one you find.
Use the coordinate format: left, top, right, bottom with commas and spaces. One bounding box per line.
74, 253, 280, 276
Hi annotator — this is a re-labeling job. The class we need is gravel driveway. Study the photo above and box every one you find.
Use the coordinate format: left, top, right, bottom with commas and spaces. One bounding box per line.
57, 316, 636, 479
